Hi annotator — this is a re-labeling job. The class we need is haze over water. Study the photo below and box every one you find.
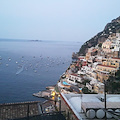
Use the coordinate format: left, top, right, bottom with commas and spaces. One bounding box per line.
0, 39, 81, 103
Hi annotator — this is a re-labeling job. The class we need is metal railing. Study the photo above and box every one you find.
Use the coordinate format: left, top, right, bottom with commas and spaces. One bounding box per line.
0, 101, 40, 120
13, 111, 66, 120
0, 101, 66, 120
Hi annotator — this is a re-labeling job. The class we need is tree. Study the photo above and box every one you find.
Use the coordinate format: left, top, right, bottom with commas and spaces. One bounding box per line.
98, 43, 102, 48
82, 87, 92, 94
106, 71, 120, 94
82, 87, 89, 94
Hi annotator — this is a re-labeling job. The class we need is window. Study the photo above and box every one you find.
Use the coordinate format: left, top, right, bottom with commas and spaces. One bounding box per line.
111, 63, 115, 65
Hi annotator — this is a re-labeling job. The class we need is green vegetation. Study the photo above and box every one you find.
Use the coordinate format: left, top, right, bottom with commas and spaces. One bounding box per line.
106, 70, 120, 94
82, 87, 91, 94
81, 79, 90, 85
98, 43, 102, 48
82, 87, 97, 94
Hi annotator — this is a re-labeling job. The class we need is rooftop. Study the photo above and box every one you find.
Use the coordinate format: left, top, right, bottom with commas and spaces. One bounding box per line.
61, 93, 120, 120
97, 64, 117, 68
112, 57, 120, 60
70, 73, 78, 76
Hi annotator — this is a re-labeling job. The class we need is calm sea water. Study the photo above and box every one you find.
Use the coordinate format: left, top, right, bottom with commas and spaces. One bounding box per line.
0, 39, 81, 103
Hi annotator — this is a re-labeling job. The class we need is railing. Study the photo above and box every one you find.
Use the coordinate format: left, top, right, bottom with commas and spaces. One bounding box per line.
13, 111, 66, 120
0, 101, 66, 120
0, 101, 40, 120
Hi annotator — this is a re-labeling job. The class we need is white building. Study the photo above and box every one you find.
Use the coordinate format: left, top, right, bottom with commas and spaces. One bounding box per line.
110, 33, 120, 52
66, 73, 82, 85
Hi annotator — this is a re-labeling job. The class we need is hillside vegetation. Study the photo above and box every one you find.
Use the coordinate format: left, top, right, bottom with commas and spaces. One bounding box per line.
78, 16, 120, 55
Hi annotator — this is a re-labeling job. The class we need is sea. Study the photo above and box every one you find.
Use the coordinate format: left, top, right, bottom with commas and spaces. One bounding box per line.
0, 39, 82, 104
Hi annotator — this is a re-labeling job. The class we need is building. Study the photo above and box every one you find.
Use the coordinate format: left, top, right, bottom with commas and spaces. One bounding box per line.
94, 82, 104, 93
102, 57, 120, 70
96, 64, 117, 82
102, 39, 112, 53
66, 73, 82, 85
60, 93, 120, 120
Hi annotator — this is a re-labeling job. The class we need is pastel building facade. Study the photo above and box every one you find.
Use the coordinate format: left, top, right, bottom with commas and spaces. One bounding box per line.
96, 64, 117, 82
102, 57, 120, 70
102, 39, 111, 53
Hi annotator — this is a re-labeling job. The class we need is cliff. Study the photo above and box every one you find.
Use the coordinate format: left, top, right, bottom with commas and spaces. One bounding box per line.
78, 16, 120, 56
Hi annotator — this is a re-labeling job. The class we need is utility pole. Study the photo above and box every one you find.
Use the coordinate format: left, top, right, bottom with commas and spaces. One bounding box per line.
27, 104, 29, 120
81, 93, 83, 112
104, 80, 107, 120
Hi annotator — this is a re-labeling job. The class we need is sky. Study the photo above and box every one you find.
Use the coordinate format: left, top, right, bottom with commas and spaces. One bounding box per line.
0, 0, 120, 42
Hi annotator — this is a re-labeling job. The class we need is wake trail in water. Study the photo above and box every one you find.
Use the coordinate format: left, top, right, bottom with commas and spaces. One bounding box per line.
16, 65, 24, 75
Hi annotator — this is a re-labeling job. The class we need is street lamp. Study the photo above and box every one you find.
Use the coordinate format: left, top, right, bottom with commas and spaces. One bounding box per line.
58, 94, 61, 111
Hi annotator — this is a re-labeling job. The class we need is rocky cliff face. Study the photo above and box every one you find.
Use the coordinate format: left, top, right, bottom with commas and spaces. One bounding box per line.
78, 16, 120, 56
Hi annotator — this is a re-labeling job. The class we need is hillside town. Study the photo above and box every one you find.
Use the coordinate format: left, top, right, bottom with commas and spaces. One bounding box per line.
58, 33, 120, 94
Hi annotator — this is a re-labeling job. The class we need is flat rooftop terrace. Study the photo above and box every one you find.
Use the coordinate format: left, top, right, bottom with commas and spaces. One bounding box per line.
61, 93, 120, 119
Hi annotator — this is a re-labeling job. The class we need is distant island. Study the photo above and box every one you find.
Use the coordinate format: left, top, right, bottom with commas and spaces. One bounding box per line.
0, 38, 43, 42
30, 40, 42, 42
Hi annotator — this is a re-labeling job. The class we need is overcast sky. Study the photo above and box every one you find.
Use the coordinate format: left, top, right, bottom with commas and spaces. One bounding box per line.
0, 0, 120, 41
